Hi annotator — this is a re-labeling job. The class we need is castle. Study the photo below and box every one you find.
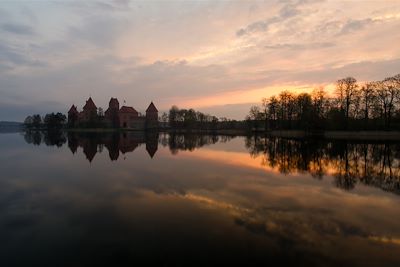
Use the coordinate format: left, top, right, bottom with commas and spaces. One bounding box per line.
68, 97, 158, 129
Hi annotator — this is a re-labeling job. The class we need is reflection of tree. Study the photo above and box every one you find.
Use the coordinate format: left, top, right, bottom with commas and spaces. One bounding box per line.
332, 142, 357, 190
245, 136, 400, 194
247, 136, 327, 176
24, 131, 43, 146
164, 133, 230, 154
43, 130, 67, 147
24, 130, 66, 147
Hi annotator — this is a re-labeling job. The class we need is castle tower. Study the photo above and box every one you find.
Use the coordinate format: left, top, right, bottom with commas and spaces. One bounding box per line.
145, 102, 158, 129
105, 98, 120, 127
67, 105, 79, 127
81, 97, 97, 122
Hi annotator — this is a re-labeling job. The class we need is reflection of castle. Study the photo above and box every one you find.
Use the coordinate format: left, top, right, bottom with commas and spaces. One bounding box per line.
67, 132, 159, 162
68, 97, 158, 129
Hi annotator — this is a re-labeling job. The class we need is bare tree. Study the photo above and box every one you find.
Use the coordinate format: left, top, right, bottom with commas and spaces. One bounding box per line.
376, 75, 400, 128
335, 77, 359, 128
360, 82, 377, 121
247, 105, 263, 120
265, 96, 279, 130
312, 87, 327, 120
261, 97, 269, 127
267, 96, 279, 121
278, 91, 296, 128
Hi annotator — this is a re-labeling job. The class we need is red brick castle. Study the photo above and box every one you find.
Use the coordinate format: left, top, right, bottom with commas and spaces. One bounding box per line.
68, 97, 158, 129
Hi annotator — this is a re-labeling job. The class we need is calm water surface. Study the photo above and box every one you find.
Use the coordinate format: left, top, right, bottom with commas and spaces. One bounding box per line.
1, 131, 400, 266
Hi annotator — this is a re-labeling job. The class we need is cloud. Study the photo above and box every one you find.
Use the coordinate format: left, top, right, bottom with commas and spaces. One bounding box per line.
236, 0, 321, 37
112, 0, 131, 8
68, 15, 127, 48
1, 23, 34, 35
0, 99, 63, 121
236, 18, 276, 37
265, 42, 335, 50
250, 58, 400, 86
19, 6, 37, 24
57, 0, 132, 15
0, 42, 46, 69
1, 52, 399, 121
279, 1, 301, 18
339, 18, 375, 35
93, 1, 131, 12
194, 103, 259, 120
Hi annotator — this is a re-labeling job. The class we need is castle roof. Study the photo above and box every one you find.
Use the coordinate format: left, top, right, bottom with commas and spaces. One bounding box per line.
83, 97, 97, 110
146, 102, 158, 112
119, 106, 138, 113
68, 105, 78, 114
109, 97, 119, 105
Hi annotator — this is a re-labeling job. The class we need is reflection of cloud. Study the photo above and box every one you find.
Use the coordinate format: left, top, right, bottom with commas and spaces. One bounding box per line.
173, 189, 400, 262
182, 193, 251, 215
369, 236, 400, 245
168, 148, 279, 173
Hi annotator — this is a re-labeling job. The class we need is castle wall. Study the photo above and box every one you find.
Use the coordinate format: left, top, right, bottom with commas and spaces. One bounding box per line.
128, 118, 146, 130
146, 119, 159, 129
119, 115, 146, 130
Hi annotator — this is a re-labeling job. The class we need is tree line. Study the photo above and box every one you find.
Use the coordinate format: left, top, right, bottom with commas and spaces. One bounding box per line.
24, 113, 66, 130
165, 105, 246, 130
247, 74, 400, 131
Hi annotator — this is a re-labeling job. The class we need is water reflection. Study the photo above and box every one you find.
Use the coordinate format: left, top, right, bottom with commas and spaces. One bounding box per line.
24, 130, 159, 161
2, 132, 400, 265
245, 136, 400, 195
23, 131, 400, 195
24, 130, 66, 147
161, 132, 234, 154
23, 131, 235, 161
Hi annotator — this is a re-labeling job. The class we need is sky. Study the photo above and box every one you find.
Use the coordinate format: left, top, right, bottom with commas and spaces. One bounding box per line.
1, 0, 400, 121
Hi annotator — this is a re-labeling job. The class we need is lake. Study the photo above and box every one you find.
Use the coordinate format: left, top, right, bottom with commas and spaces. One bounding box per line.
1, 131, 400, 266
